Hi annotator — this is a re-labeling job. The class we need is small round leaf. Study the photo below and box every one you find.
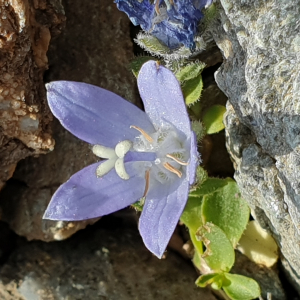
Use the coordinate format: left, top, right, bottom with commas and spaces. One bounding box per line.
203, 105, 226, 134
223, 273, 261, 300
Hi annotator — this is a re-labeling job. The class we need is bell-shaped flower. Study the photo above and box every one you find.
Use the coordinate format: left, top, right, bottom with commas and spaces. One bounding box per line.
115, 0, 213, 49
43, 61, 199, 258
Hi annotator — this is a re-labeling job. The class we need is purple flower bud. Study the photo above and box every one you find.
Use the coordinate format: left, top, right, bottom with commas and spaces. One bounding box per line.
115, 0, 213, 49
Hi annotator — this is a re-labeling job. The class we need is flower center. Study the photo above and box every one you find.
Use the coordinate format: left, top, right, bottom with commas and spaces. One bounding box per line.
131, 123, 190, 185
92, 123, 190, 191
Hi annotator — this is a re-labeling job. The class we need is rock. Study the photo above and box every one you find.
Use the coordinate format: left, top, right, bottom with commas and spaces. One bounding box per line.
0, 0, 142, 241
0, 220, 218, 300
209, 0, 300, 290
0, 0, 65, 190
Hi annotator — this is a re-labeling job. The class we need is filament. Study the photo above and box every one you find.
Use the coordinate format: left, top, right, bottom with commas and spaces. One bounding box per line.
130, 125, 153, 143
143, 169, 150, 197
166, 154, 188, 166
163, 162, 182, 178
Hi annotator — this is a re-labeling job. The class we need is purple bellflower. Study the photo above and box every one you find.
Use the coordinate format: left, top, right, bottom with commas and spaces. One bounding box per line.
115, 0, 213, 49
43, 61, 199, 258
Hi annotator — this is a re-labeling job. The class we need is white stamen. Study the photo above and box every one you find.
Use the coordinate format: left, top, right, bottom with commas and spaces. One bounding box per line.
115, 158, 130, 180
96, 159, 116, 177
92, 145, 116, 159
115, 140, 133, 158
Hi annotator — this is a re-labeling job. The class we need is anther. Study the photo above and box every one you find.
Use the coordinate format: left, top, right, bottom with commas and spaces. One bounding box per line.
115, 158, 130, 180
143, 169, 150, 197
166, 154, 188, 166
92, 145, 116, 159
115, 140, 132, 158
96, 159, 116, 177
163, 162, 182, 178
130, 125, 153, 143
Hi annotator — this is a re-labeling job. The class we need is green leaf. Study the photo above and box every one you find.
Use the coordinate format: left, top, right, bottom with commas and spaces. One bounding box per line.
196, 273, 222, 288
194, 166, 208, 186
181, 178, 229, 232
191, 121, 206, 142
130, 56, 156, 77
135, 33, 171, 56
192, 247, 202, 269
196, 223, 235, 272
175, 62, 205, 82
191, 177, 230, 197
203, 105, 226, 134
181, 196, 204, 232
182, 74, 203, 106
182, 178, 226, 260
223, 273, 261, 300
190, 228, 204, 257
201, 179, 250, 247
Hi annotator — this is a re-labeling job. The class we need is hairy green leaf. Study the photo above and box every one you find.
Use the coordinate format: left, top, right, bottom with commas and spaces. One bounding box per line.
182, 74, 203, 106
135, 33, 171, 56
196, 223, 235, 272
201, 179, 250, 247
181, 178, 229, 232
175, 62, 205, 82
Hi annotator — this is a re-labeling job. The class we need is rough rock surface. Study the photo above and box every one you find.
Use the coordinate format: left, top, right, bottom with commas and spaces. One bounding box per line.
0, 220, 218, 300
210, 0, 300, 288
0, 0, 65, 190
0, 0, 141, 241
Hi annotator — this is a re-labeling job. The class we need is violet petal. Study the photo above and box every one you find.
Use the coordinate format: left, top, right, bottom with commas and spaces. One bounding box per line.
139, 178, 190, 258
43, 161, 145, 221
137, 61, 191, 137
47, 81, 155, 147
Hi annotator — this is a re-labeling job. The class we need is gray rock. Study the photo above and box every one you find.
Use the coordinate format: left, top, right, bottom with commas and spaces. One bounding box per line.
210, 0, 300, 290
0, 223, 218, 300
